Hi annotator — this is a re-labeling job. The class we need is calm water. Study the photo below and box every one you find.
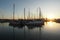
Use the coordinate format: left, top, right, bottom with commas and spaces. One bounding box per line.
0, 22, 60, 40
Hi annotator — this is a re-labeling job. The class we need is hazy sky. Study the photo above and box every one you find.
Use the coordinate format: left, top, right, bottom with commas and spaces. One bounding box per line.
0, 0, 60, 19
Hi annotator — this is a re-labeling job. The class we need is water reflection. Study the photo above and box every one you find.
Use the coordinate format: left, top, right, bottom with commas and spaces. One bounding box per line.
46, 21, 53, 26
44, 21, 60, 33
9, 24, 24, 29
0, 22, 60, 40
44, 21, 55, 30
42, 22, 60, 40
9, 23, 44, 40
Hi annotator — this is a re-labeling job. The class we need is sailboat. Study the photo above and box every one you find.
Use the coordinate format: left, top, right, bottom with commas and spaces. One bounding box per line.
9, 4, 24, 27
26, 7, 44, 26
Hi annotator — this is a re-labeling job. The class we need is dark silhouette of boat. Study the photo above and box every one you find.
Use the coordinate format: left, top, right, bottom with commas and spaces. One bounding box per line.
9, 20, 44, 28
9, 20, 25, 27
25, 20, 44, 26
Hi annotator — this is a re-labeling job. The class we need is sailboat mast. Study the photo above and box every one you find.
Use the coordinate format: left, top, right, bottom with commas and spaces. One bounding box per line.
39, 7, 41, 19
24, 8, 25, 19
28, 8, 30, 19
13, 4, 15, 20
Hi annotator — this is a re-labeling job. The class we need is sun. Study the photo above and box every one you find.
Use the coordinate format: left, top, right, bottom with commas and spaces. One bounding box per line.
47, 14, 55, 20
48, 16, 54, 19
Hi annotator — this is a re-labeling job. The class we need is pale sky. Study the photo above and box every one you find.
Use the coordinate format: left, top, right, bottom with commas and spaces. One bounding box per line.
0, 0, 60, 19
